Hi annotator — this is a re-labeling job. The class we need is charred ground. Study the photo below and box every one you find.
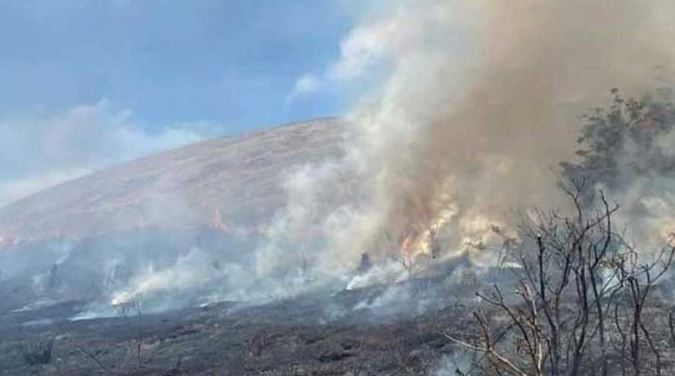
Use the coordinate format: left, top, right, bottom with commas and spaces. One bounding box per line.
0, 272, 475, 375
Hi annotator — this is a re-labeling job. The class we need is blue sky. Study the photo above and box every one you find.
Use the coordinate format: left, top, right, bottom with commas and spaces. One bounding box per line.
0, 0, 351, 133
0, 0, 364, 205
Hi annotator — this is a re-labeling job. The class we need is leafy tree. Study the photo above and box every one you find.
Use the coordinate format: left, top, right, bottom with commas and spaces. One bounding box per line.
561, 88, 675, 196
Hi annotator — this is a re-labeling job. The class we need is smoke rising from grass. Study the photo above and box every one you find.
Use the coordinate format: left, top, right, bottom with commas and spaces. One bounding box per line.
262, 0, 675, 279
27, 0, 675, 314
6, 1, 675, 319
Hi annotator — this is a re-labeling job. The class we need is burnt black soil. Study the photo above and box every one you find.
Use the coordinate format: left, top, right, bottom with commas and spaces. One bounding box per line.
0, 282, 470, 375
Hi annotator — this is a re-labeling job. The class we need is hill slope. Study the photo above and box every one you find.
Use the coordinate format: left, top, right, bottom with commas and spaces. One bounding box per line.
0, 118, 346, 247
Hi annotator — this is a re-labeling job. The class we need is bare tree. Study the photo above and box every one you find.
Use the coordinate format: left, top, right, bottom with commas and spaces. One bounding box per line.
445, 179, 675, 375
117, 299, 145, 370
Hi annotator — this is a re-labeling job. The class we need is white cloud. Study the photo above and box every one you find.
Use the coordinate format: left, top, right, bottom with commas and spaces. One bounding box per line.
0, 100, 216, 207
286, 73, 321, 103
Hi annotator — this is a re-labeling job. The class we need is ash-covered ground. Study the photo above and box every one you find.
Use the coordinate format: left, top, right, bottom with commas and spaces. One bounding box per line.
0, 258, 484, 376
3, 264, 675, 376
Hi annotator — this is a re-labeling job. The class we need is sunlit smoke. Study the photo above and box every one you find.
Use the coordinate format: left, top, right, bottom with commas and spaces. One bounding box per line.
261, 0, 675, 281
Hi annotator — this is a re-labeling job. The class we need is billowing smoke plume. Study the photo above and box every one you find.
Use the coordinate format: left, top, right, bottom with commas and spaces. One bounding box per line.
6, 0, 675, 319
259, 0, 675, 281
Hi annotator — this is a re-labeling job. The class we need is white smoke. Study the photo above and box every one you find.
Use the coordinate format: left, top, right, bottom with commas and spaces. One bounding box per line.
109, 248, 216, 306
432, 353, 472, 376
